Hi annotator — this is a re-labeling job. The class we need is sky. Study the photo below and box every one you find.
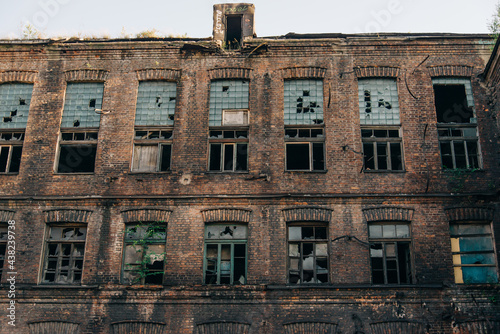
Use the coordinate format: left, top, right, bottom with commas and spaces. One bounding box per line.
0, 0, 498, 40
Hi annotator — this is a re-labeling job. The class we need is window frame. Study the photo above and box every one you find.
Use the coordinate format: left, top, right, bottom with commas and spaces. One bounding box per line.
361, 126, 404, 172
131, 127, 173, 173
122, 221, 167, 285
203, 223, 247, 285
287, 223, 329, 285
368, 222, 413, 285
55, 129, 98, 174
432, 78, 482, 170
0, 224, 7, 281
284, 126, 325, 172
449, 221, 498, 284
0, 132, 24, 174
41, 224, 87, 285
208, 127, 248, 172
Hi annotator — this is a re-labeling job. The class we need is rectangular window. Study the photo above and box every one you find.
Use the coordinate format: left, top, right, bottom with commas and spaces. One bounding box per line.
433, 78, 481, 169
204, 224, 247, 285
450, 222, 498, 284
369, 223, 412, 285
361, 128, 403, 171
132, 129, 172, 172
123, 222, 167, 285
208, 130, 248, 171
57, 131, 97, 173
0, 225, 7, 281
288, 225, 329, 284
358, 78, 400, 126
284, 79, 324, 126
42, 226, 86, 284
209, 80, 249, 172
0, 132, 24, 173
285, 128, 325, 171
61, 83, 103, 128
135, 81, 177, 127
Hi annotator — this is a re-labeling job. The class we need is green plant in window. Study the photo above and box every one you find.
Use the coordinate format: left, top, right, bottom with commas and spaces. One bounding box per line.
124, 221, 166, 285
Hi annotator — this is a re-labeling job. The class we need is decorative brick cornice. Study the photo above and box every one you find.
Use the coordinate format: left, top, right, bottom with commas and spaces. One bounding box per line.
427, 65, 474, 77
445, 207, 495, 222
354, 66, 400, 78
28, 321, 79, 334
282, 207, 333, 223
136, 68, 181, 81
363, 207, 414, 222
0, 210, 15, 222
43, 209, 93, 223
0, 70, 37, 83
64, 69, 108, 82
121, 209, 171, 223
208, 67, 252, 80
283, 322, 338, 334
111, 321, 166, 334
201, 208, 252, 223
196, 321, 250, 334
279, 67, 326, 79
454, 320, 500, 333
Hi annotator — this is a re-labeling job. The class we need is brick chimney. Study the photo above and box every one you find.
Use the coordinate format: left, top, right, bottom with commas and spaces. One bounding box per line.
213, 3, 255, 49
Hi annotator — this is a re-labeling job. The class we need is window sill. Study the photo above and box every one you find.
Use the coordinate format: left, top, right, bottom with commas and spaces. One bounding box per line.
363, 170, 406, 173
53, 173, 95, 175
32, 284, 98, 289
129, 171, 172, 175
285, 170, 327, 173
267, 283, 443, 289
0, 173, 19, 175
206, 171, 249, 174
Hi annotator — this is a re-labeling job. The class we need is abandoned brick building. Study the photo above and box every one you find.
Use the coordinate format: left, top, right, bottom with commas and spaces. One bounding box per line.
0, 3, 499, 333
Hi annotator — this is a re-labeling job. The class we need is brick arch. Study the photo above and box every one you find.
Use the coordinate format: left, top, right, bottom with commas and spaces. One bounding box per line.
121, 209, 172, 223
283, 321, 338, 334
136, 68, 181, 81
427, 65, 474, 77
64, 69, 108, 82
196, 321, 250, 334
28, 321, 79, 334
454, 320, 500, 333
111, 321, 166, 334
43, 209, 93, 223
279, 66, 326, 79
354, 66, 400, 78
0, 210, 15, 222
445, 207, 495, 222
0, 70, 37, 83
201, 208, 252, 223
208, 67, 252, 80
282, 207, 333, 223
362, 207, 414, 222
370, 320, 426, 334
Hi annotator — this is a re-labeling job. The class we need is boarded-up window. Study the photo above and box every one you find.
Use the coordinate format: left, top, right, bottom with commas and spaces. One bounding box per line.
132, 129, 172, 172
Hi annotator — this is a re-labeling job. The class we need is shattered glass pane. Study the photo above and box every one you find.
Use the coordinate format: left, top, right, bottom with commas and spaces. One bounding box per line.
205, 224, 247, 240
209, 80, 249, 126
0, 83, 33, 129
61, 83, 103, 128
284, 79, 323, 125
135, 81, 177, 126
358, 79, 399, 125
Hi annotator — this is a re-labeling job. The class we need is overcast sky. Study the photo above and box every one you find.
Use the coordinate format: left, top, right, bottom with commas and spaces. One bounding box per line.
0, 0, 498, 39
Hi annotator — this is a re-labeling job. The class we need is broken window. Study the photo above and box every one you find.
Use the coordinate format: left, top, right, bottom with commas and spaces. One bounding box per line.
0, 83, 32, 129
0, 225, 7, 281
358, 78, 399, 125
288, 224, 329, 284
450, 222, 498, 284
433, 78, 481, 169
41, 225, 87, 284
61, 83, 103, 128
0, 132, 24, 173
284, 80, 323, 125
358, 79, 403, 171
56, 131, 97, 173
204, 224, 247, 285
0, 83, 33, 173
122, 222, 167, 285
209, 80, 249, 172
134, 82, 176, 173
285, 128, 325, 171
369, 222, 412, 285
132, 129, 172, 172
361, 128, 403, 171
225, 15, 243, 49
135, 81, 176, 126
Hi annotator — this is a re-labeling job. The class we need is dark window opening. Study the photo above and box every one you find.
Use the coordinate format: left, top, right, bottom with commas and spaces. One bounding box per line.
225, 15, 242, 49
57, 145, 96, 173
434, 85, 473, 123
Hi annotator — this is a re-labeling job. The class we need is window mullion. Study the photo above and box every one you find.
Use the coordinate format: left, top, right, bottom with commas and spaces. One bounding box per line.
217, 244, 222, 285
